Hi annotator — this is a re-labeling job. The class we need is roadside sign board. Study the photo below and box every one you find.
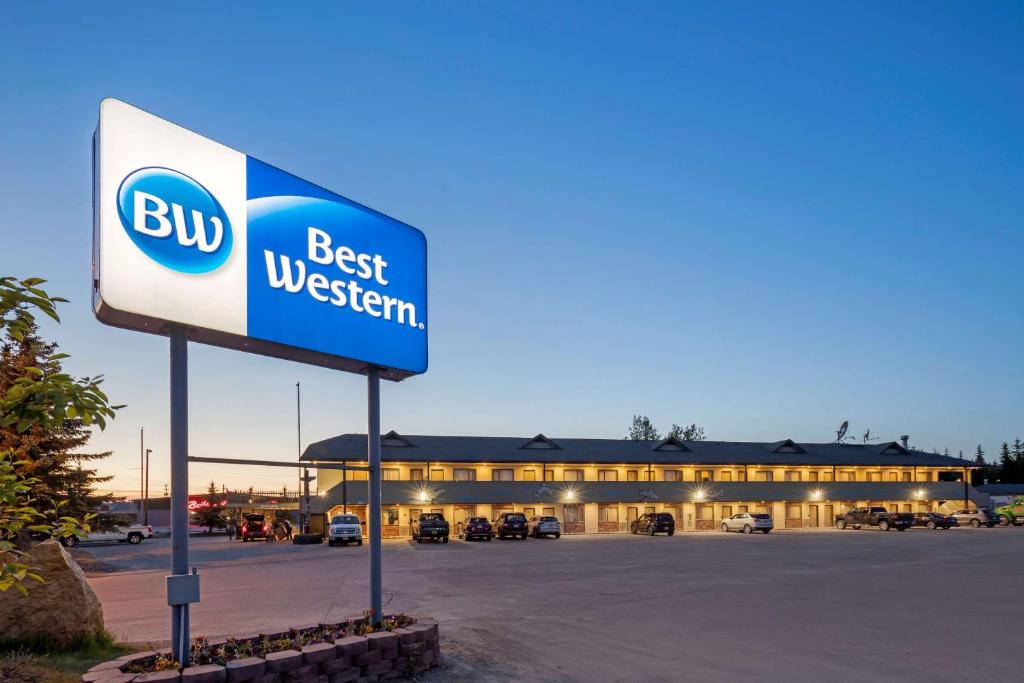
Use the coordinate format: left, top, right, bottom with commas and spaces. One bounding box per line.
93, 99, 428, 379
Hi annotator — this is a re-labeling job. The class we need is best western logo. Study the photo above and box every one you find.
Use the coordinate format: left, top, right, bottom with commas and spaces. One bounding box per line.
117, 167, 233, 273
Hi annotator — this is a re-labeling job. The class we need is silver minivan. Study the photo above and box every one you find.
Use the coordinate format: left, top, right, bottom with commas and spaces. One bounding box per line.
720, 512, 773, 534
528, 515, 561, 539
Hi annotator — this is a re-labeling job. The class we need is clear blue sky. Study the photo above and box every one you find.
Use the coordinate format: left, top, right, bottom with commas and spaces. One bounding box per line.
1, 2, 1021, 496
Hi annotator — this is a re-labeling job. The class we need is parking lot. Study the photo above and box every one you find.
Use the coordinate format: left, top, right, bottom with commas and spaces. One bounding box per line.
85, 528, 1022, 682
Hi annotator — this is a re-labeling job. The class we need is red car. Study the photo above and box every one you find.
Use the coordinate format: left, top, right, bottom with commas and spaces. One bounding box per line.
459, 516, 492, 541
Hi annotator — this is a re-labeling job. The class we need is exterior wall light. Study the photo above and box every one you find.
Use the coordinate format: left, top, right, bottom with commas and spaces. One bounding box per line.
809, 489, 823, 500
417, 488, 429, 502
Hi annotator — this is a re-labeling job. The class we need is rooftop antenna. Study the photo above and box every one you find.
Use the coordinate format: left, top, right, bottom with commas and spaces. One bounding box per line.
862, 428, 877, 444
835, 420, 849, 444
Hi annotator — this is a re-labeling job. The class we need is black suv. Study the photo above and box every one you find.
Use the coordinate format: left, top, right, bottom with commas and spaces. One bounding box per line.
631, 512, 675, 536
492, 512, 528, 539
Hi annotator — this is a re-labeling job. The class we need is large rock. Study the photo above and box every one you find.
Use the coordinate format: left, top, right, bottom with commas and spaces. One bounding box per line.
0, 539, 105, 646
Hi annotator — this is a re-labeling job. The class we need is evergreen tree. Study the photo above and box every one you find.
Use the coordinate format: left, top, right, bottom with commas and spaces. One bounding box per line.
0, 326, 114, 521
627, 415, 661, 441
974, 445, 985, 466
192, 480, 225, 533
998, 442, 1014, 482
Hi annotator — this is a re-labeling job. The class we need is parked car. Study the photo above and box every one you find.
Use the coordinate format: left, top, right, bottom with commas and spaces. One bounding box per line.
60, 523, 153, 547
492, 512, 529, 539
952, 508, 999, 528
995, 497, 1024, 526
412, 512, 450, 543
720, 512, 773, 534
528, 515, 561, 539
327, 514, 363, 546
241, 513, 271, 541
458, 516, 492, 541
835, 506, 913, 531
630, 512, 675, 536
911, 512, 957, 530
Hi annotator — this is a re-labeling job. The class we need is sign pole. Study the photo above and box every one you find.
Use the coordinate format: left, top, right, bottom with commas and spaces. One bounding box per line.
169, 326, 190, 665
367, 367, 382, 625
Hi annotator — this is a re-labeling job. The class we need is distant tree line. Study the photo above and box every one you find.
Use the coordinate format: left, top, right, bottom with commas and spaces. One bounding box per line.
626, 415, 705, 442
972, 440, 1024, 484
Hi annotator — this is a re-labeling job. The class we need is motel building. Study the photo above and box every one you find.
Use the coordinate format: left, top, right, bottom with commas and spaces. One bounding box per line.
303, 432, 983, 537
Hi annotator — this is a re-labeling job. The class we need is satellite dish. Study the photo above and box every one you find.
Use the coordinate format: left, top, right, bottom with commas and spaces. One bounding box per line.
836, 420, 849, 443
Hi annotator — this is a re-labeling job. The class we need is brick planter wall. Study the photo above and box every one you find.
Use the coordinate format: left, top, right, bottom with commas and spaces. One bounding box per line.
83, 620, 441, 683
695, 520, 714, 531
562, 522, 585, 534
786, 518, 803, 529
597, 521, 619, 533
381, 525, 401, 538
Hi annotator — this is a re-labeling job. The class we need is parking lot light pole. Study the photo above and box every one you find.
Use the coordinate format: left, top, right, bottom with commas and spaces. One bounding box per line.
367, 367, 383, 625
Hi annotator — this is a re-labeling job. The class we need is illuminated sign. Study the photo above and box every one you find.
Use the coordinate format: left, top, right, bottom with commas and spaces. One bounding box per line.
93, 99, 428, 379
187, 498, 228, 511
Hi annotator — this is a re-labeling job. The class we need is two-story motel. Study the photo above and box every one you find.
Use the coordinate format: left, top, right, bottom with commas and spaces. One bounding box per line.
302, 432, 982, 537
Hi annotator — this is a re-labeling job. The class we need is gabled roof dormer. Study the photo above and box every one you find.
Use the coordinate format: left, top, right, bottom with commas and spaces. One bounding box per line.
874, 441, 909, 455
520, 434, 561, 450
652, 436, 692, 452
381, 431, 415, 448
766, 439, 806, 454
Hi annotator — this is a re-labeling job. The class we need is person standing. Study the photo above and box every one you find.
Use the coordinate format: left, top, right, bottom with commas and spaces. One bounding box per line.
284, 518, 293, 540
226, 519, 235, 541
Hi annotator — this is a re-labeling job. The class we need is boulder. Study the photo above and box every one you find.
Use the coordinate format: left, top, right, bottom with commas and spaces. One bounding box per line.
0, 540, 104, 647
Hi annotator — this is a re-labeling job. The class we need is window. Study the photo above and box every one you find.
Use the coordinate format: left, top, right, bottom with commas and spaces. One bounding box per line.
901, 472, 912, 482
598, 469, 618, 481
738, 505, 749, 513
523, 507, 536, 517
544, 469, 555, 481
808, 472, 818, 482
696, 470, 713, 482
626, 507, 638, 522
429, 468, 444, 481
787, 504, 802, 519
523, 469, 537, 481
919, 471, 932, 482
697, 505, 713, 521
382, 468, 400, 481
492, 469, 514, 482
454, 468, 476, 481
737, 469, 747, 482
643, 469, 653, 481
887, 472, 898, 482
719, 471, 732, 482
821, 470, 834, 482
409, 468, 424, 481
627, 470, 639, 481
785, 471, 800, 482
868, 471, 882, 482
542, 507, 554, 516
563, 469, 583, 482
599, 505, 618, 522
663, 470, 681, 482
839, 470, 854, 482
381, 508, 399, 525
755, 471, 773, 482
721, 505, 733, 518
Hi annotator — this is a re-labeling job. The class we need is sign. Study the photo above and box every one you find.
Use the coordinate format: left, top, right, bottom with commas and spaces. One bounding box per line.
93, 99, 428, 379
187, 497, 228, 511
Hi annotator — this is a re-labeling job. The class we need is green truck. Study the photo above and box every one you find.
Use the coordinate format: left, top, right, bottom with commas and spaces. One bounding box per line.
995, 497, 1024, 526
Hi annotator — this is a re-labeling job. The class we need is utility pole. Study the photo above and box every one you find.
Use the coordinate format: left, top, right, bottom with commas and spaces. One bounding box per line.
140, 428, 145, 524
144, 448, 152, 525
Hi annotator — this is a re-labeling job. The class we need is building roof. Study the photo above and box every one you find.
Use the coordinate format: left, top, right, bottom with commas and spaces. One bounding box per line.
301, 432, 974, 467
975, 484, 1024, 496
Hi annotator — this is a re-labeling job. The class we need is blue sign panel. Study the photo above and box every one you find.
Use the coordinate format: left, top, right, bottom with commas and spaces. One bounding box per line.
246, 158, 427, 375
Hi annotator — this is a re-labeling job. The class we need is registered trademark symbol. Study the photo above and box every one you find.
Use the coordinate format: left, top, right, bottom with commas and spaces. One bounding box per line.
418, 323, 425, 329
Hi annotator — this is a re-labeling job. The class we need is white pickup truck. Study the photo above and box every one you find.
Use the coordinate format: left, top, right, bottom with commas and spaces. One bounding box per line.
59, 524, 154, 547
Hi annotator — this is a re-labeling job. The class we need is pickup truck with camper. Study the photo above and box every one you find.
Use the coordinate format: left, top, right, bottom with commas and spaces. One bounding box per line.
411, 512, 450, 543
995, 497, 1024, 526
59, 523, 153, 547
834, 506, 913, 531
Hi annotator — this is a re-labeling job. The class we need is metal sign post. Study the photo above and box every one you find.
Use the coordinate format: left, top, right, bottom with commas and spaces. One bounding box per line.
168, 326, 193, 666
367, 368, 383, 623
